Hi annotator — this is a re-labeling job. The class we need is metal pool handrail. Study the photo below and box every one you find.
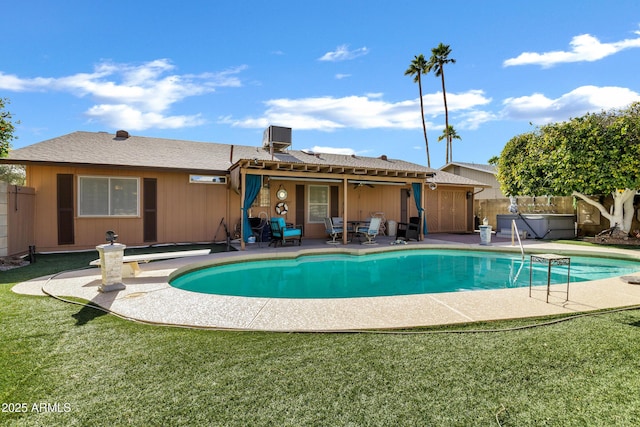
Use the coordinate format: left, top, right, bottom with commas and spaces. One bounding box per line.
512, 219, 525, 260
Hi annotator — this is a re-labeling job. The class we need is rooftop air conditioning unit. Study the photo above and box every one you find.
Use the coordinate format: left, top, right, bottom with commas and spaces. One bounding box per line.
262, 126, 292, 153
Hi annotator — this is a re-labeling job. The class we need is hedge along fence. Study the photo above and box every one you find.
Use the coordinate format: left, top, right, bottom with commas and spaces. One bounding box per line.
0, 182, 35, 257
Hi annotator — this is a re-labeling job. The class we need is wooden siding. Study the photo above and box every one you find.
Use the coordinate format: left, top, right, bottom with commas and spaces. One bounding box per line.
425, 187, 472, 233
4, 185, 36, 256
345, 184, 413, 228
263, 180, 420, 238
24, 165, 475, 251
260, 180, 472, 238
26, 165, 229, 251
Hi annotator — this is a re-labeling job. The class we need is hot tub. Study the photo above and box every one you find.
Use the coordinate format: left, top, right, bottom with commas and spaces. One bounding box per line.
496, 214, 576, 239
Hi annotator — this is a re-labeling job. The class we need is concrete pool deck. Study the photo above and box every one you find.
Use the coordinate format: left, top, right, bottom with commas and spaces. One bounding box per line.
12, 234, 640, 331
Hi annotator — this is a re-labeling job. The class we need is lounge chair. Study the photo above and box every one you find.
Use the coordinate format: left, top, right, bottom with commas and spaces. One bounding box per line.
269, 217, 302, 247
356, 217, 381, 245
324, 217, 343, 244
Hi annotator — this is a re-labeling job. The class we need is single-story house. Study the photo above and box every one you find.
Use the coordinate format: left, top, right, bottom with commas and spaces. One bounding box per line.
439, 162, 504, 200
1, 128, 487, 252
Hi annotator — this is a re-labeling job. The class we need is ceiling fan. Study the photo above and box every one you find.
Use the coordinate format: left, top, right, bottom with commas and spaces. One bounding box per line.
353, 182, 375, 189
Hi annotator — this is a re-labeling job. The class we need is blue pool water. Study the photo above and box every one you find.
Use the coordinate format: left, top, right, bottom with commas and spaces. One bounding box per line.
170, 249, 640, 299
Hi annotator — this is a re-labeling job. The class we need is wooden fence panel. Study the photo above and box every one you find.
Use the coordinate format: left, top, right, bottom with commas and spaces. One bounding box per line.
0, 183, 6, 257
7, 185, 35, 256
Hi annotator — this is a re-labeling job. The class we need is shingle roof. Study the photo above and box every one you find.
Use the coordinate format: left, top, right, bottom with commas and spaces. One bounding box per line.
4, 131, 234, 172
430, 169, 490, 187
3, 131, 487, 186
440, 161, 497, 175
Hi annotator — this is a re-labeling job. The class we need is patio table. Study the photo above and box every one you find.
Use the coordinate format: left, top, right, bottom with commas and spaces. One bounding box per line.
529, 253, 571, 303
347, 220, 370, 241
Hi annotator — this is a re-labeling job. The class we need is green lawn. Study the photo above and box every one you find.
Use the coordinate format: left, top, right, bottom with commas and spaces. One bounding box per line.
2, 249, 640, 426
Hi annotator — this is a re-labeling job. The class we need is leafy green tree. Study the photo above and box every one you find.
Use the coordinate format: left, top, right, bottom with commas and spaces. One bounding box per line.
495, 102, 640, 233
0, 164, 25, 185
437, 125, 461, 163
0, 98, 18, 158
405, 54, 431, 167
427, 43, 456, 164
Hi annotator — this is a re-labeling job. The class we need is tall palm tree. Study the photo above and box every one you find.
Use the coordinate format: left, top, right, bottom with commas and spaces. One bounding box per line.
427, 43, 456, 164
437, 125, 461, 163
404, 54, 431, 167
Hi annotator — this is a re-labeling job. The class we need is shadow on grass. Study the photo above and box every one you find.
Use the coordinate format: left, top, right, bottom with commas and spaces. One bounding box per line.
72, 304, 108, 326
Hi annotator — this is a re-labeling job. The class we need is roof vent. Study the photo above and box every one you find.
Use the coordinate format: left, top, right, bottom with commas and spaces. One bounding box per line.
262, 126, 291, 153
115, 130, 130, 139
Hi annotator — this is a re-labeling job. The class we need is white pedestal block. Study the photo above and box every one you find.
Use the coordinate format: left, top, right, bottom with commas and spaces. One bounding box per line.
96, 243, 126, 292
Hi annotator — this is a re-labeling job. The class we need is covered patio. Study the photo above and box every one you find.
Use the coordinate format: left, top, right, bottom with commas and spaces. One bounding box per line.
232, 155, 438, 249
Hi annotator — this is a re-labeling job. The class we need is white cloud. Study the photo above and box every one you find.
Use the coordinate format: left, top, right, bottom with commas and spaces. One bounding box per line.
0, 73, 54, 91
504, 30, 640, 68
410, 90, 495, 131
455, 110, 497, 130
0, 59, 246, 130
319, 44, 369, 61
86, 104, 206, 130
222, 90, 492, 131
335, 73, 351, 80
501, 85, 640, 124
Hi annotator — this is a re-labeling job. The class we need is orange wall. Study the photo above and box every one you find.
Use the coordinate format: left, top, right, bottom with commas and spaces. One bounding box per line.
5, 185, 35, 256
26, 165, 474, 251
27, 166, 230, 251
265, 180, 418, 238
425, 186, 472, 233
345, 184, 415, 226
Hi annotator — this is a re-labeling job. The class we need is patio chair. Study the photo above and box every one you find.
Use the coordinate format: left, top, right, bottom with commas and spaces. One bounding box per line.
356, 217, 381, 245
370, 211, 386, 235
249, 213, 269, 247
269, 217, 302, 247
324, 217, 343, 244
398, 216, 420, 241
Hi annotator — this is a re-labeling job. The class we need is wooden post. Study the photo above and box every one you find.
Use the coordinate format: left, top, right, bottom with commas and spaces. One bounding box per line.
421, 181, 426, 241
240, 167, 246, 251
342, 178, 349, 244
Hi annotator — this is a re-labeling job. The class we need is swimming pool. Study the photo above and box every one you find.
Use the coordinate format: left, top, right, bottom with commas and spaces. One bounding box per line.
169, 249, 640, 299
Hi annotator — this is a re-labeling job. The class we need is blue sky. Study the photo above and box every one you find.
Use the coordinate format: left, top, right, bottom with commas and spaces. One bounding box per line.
3, 0, 640, 168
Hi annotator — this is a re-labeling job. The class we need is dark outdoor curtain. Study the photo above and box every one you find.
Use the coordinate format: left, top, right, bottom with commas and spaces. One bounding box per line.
412, 182, 428, 236
242, 174, 262, 242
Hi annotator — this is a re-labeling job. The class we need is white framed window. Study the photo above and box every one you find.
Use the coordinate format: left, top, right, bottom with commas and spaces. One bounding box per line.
308, 185, 329, 223
79, 176, 139, 217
